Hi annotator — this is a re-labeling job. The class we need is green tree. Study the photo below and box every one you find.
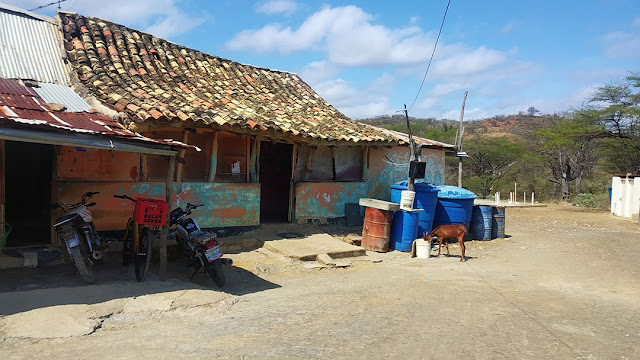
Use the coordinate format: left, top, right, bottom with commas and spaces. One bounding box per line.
589, 73, 640, 174
535, 112, 601, 200
463, 136, 526, 197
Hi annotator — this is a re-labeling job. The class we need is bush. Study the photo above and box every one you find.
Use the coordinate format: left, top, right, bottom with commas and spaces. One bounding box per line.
574, 193, 596, 208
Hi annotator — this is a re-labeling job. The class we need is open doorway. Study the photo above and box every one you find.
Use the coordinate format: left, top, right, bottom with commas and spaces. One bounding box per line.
259, 141, 293, 222
4, 141, 53, 247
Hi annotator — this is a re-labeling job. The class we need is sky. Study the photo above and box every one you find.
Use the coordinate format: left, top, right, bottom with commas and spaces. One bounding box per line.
7, 0, 640, 120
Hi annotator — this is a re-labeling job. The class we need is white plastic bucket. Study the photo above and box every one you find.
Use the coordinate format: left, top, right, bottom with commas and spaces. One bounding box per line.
415, 239, 430, 258
400, 190, 415, 210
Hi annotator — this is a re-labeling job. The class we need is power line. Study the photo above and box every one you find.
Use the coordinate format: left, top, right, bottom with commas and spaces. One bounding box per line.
28, 0, 68, 11
407, 0, 451, 113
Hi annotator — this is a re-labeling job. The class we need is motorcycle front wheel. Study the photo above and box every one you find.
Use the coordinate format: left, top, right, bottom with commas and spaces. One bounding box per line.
204, 258, 225, 288
68, 243, 95, 284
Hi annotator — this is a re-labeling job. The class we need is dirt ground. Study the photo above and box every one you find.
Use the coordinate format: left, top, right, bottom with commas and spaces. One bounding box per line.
1, 205, 639, 359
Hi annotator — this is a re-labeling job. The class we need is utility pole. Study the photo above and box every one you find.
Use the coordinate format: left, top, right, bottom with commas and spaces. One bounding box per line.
404, 104, 418, 192
457, 91, 468, 188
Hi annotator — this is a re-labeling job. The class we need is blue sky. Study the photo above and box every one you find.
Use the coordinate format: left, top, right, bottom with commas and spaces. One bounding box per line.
10, 0, 640, 120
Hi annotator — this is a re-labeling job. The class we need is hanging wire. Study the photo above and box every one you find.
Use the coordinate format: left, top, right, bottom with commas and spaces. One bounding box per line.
67, 0, 81, 11
407, 0, 451, 112
28, 0, 68, 11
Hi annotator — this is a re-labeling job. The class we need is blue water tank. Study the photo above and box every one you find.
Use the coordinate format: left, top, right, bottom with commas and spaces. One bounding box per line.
389, 210, 420, 252
390, 181, 438, 236
433, 186, 477, 229
491, 206, 506, 239
470, 205, 493, 240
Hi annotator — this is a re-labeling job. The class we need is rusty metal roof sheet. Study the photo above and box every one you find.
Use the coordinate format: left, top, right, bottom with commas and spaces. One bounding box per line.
58, 12, 405, 145
0, 79, 191, 149
0, 5, 69, 84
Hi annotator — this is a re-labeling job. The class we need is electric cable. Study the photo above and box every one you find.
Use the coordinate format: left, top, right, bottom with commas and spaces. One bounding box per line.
407, 0, 451, 113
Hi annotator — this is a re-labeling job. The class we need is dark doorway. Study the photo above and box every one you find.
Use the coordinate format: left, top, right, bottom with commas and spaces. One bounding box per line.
4, 141, 53, 246
259, 142, 293, 222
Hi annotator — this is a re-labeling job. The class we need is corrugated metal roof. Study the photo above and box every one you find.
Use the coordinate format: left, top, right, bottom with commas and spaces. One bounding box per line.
0, 5, 69, 84
0, 79, 193, 150
32, 82, 92, 112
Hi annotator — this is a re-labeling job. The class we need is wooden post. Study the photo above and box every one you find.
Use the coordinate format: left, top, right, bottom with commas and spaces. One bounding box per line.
250, 137, 259, 183
457, 91, 468, 188
159, 155, 176, 281
288, 144, 297, 222
175, 130, 188, 182
208, 131, 218, 182
404, 105, 417, 192
361, 146, 369, 180
246, 136, 251, 183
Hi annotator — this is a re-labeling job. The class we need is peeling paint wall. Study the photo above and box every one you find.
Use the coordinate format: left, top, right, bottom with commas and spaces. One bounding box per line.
55, 142, 445, 225
294, 182, 368, 220
55, 182, 259, 230
294, 146, 445, 219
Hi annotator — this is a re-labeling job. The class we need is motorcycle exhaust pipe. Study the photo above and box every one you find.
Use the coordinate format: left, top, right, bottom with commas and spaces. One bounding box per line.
92, 249, 106, 260
220, 258, 233, 267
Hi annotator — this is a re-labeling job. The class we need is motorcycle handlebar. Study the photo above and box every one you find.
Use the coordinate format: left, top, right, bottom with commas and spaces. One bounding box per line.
113, 194, 136, 203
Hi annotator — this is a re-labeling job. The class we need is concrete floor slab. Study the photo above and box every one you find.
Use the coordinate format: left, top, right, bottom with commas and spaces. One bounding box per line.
263, 233, 365, 261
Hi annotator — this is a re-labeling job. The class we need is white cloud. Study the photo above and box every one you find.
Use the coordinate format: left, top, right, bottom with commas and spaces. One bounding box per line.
6, 0, 205, 39
226, 5, 433, 67
255, 0, 298, 15
311, 75, 397, 119
602, 18, 640, 60
499, 21, 515, 34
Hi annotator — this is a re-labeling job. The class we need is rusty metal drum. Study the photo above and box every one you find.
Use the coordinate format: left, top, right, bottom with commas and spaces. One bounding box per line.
361, 207, 393, 252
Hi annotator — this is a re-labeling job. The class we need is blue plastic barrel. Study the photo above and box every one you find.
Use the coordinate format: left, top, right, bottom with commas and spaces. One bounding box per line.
432, 186, 477, 228
390, 181, 438, 236
389, 210, 420, 252
470, 205, 493, 240
491, 206, 506, 239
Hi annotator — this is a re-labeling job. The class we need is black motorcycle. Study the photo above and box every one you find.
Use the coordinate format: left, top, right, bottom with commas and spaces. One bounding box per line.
169, 201, 230, 287
52, 191, 108, 283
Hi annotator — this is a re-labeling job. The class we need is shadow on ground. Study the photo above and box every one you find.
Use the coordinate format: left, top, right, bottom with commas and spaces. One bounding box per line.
0, 257, 280, 315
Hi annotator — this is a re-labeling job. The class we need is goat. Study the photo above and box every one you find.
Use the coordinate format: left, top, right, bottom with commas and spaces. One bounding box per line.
424, 223, 468, 262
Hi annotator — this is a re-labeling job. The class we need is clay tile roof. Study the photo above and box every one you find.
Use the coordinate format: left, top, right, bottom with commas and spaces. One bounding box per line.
58, 12, 398, 144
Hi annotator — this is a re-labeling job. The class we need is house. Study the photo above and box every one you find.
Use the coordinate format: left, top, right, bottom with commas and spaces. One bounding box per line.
1, 4, 455, 245
0, 4, 189, 247
55, 12, 454, 231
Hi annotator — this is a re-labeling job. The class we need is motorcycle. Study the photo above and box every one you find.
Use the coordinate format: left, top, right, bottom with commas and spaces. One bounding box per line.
169, 201, 229, 287
52, 191, 108, 284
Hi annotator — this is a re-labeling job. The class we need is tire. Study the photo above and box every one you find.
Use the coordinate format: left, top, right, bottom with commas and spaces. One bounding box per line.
135, 227, 153, 282
205, 258, 225, 288
122, 219, 135, 266
69, 243, 95, 284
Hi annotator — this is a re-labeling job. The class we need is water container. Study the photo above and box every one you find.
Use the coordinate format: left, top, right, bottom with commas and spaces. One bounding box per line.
361, 207, 393, 252
414, 239, 431, 258
390, 181, 438, 236
400, 190, 416, 210
389, 210, 420, 252
470, 205, 493, 240
491, 206, 506, 239
433, 186, 477, 228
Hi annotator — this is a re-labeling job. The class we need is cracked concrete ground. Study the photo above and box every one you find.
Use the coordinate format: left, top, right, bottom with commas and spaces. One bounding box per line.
1, 205, 640, 359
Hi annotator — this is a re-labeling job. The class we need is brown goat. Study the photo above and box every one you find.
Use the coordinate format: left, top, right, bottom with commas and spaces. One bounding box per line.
424, 224, 468, 262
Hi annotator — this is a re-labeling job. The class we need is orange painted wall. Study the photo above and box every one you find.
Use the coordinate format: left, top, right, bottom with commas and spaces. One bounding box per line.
56, 146, 141, 181
54, 182, 260, 230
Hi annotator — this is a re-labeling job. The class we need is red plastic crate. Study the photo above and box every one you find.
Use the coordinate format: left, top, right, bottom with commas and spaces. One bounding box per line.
134, 198, 168, 226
